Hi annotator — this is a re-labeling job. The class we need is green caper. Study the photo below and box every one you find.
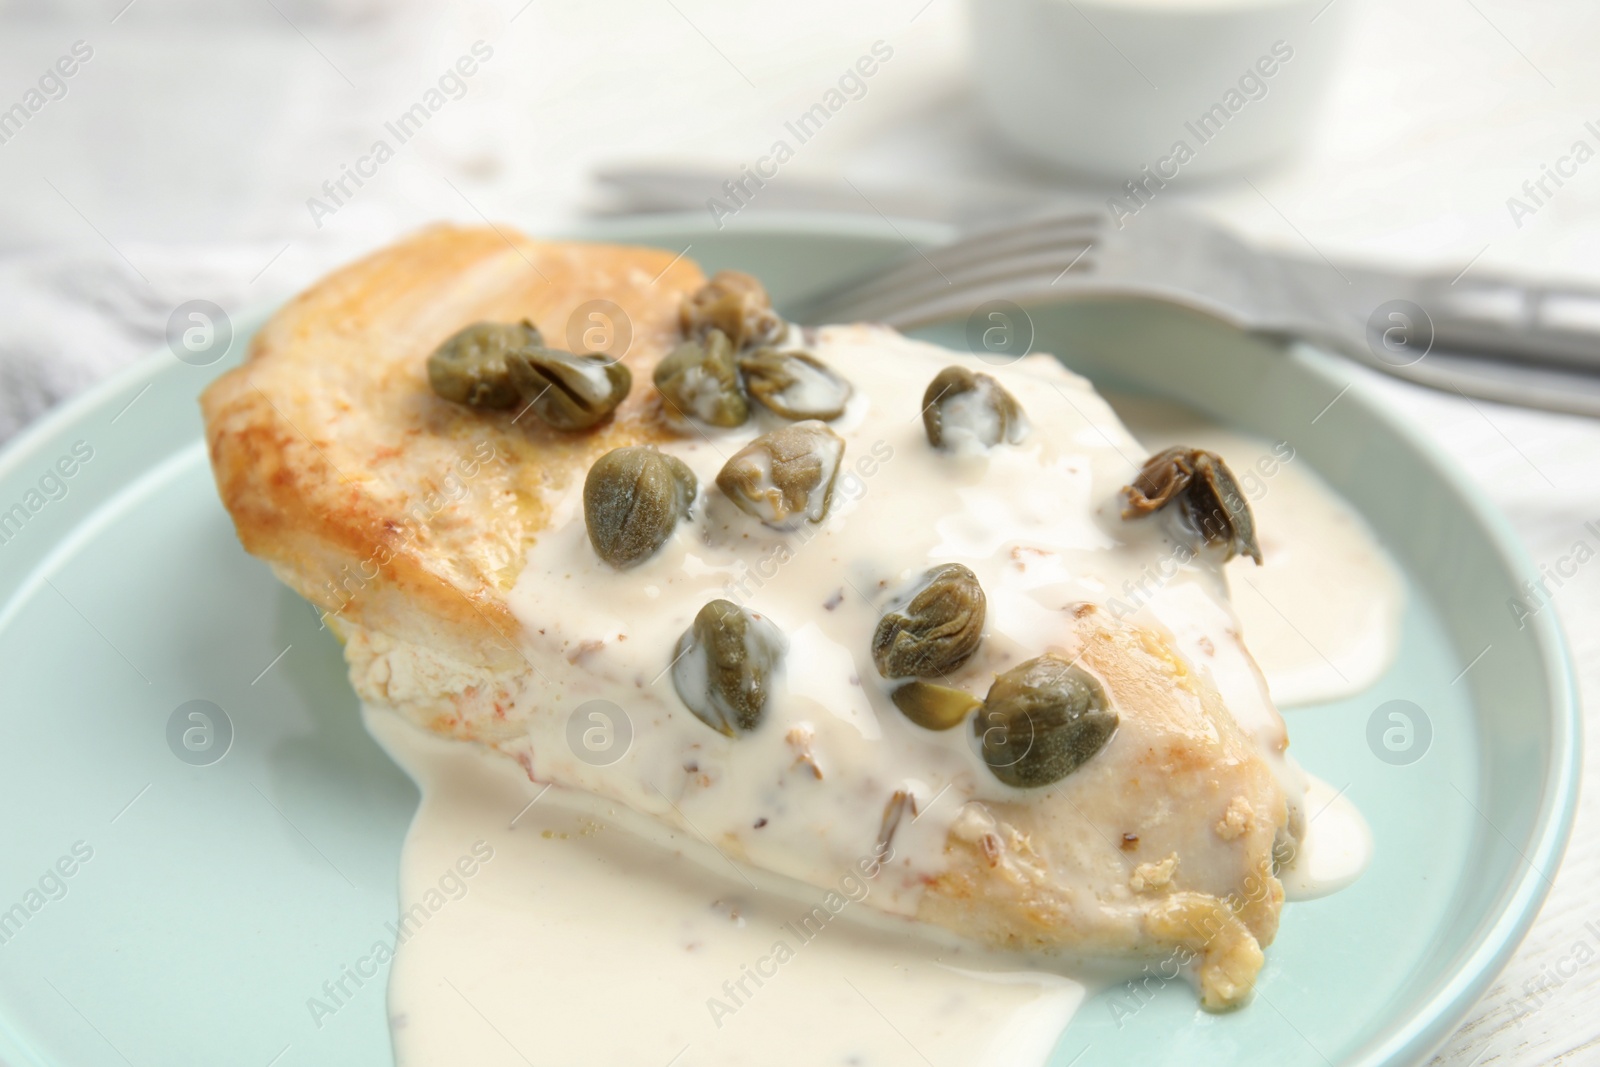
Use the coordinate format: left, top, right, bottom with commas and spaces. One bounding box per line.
427, 320, 543, 409
1122, 447, 1262, 564
922, 365, 1027, 450
653, 328, 749, 428
583, 447, 697, 569
891, 681, 981, 731
738, 347, 853, 421
681, 270, 783, 349
716, 420, 845, 529
671, 599, 787, 736
974, 655, 1118, 788
871, 564, 986, 679
507, 347, 632, 431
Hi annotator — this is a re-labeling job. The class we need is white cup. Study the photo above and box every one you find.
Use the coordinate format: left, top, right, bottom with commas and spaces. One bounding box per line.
969, 0, 1349, 180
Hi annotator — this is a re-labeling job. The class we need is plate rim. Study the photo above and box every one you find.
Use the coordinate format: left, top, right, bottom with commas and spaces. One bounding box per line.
0, 211, 1579, 1067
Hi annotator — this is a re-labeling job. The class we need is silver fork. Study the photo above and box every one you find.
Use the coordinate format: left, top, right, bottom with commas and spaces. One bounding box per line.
786, 205, 1600, 418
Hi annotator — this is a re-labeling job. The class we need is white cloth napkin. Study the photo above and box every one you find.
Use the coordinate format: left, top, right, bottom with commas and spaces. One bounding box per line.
0, 239, 368, 442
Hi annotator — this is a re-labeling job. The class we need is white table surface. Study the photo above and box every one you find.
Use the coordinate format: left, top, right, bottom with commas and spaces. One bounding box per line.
2, 1, 1598, 1063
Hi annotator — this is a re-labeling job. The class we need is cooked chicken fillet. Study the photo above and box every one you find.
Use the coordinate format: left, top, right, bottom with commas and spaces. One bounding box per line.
201, 224, 1300, 1008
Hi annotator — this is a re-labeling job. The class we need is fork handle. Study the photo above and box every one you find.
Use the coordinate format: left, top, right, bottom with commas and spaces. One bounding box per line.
1254, 258, 1600, 417
1416, 272, 1600, 370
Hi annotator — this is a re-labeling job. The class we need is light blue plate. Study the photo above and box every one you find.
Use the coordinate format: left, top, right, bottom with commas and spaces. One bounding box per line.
0, 215, 1577, 1067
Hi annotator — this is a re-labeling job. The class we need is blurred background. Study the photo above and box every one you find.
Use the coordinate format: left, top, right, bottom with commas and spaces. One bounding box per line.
1, 0, 1597, 1062
2, 0, 1598, 439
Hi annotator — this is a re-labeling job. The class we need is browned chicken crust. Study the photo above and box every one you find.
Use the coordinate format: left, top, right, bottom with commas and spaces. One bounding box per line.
202, 224, 704, 667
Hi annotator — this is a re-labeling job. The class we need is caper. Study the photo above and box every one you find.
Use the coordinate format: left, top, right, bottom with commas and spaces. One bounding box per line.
653, 328, 749, 428
738, 347, 853, 421
716, 420, 845, 529
871, 564, 986, 679
1122, 447, 1262, 564
922, 365, 1028, 451
507, 347, 632, 431
974, 655, 1117, 788
671, 599, 787, 736
427, 320, 543, 409
681, 270, 783, 350
891, 681, 981, 731
583, 447, 697, 569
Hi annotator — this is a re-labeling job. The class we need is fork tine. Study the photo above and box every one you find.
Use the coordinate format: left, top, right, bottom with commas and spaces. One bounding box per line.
869, 211, 1102, 290
806, 245, 1100, 324
790, 208, 1109, 325
920, 211, 1104, 272
856, 222, 1101, 299
862, 273, 1147, 332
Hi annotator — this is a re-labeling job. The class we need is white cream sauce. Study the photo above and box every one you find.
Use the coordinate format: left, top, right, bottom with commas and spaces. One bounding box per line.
369, 707, 1086, 1067
494, 327, 1312, 905
367, 328, 1392, 1063
1107, 393, 1405, 708
1281, 775, 1373, 902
